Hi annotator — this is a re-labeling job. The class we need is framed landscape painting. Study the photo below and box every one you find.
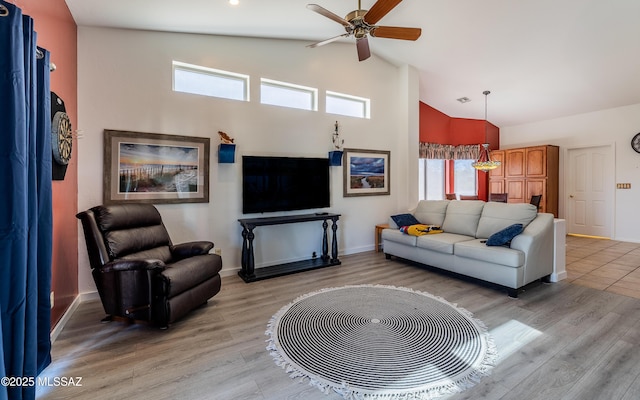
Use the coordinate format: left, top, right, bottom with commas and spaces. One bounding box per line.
343, 148, 390, 197
103, 129, 210, 204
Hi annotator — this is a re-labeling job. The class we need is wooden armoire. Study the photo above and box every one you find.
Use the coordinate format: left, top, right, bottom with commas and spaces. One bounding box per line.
488, 145, 559, 217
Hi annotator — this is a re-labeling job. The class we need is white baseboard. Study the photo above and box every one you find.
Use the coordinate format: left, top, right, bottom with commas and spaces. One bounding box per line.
342, 245, 375, 255
550, 271, 567, 283
50, 296, 81, 343
79, 291, 99, 302
219, 246, 375, 277
50, 291, 99, 343
220, 268, 240, 277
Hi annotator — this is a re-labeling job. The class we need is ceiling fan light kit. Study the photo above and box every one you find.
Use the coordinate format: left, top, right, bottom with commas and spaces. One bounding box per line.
307, 0, 421, 61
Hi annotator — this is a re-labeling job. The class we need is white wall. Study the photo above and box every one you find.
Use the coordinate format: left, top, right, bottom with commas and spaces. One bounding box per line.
501, 103, 640, 242
77, 27, 418, 293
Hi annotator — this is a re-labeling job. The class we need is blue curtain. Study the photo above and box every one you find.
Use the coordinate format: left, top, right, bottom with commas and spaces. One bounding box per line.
0, 2, 53, 399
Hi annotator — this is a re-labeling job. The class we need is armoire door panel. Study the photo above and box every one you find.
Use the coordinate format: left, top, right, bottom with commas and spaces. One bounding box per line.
489, 180, 504, 193
526, 146, 547, 177
505, 149, 525, 177
526, 179, 547, 212
506, 179, 525, 203
489, 150, 504, 179
526, 179, 545, 198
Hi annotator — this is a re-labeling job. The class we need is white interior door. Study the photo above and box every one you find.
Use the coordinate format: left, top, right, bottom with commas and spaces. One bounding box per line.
566, 145, 614, 238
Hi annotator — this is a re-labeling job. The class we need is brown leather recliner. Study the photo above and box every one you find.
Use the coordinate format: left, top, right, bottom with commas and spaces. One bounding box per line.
77, 203, 222, 328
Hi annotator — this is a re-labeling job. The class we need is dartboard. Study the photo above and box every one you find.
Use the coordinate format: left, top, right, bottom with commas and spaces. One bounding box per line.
51, 111, 72, 165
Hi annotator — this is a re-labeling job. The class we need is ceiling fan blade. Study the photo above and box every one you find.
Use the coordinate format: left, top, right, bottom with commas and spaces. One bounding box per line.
307, 33, 350, 48
307, 4, 353, 28
370, 26, 421, 41
356, 36, 371, 62
363, 0, 403, 25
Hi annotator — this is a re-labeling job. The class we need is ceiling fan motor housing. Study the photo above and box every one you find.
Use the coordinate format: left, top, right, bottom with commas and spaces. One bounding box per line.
345, 9, 370, 38
345, 9, 368, 23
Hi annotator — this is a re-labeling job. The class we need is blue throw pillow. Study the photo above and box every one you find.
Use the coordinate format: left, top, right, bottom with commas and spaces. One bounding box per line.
390, 213, 421, 228
486, 224, 524, 246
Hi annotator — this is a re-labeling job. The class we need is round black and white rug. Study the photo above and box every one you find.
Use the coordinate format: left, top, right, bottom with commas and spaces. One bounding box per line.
266, 285, 497, 400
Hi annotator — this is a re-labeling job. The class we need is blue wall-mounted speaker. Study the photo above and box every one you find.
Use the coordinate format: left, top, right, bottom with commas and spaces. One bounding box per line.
328, 151, 343, 166
219, 143, 236, 163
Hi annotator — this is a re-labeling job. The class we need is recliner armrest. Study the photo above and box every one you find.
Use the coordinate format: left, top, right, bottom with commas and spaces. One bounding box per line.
98, 259, 166, 274
171, 241, 214, 260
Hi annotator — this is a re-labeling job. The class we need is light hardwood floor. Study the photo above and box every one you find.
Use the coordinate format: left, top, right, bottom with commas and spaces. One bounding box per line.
39, 240, 640, 400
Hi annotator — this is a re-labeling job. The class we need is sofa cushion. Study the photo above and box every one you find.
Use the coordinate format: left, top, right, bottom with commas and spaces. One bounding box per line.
381, 228, 417, 246
454, 239, 525, 267
476, 202, 538, 239
441, 200, 485, 237
390, 213, 421, 228
486, 224, 524, 246
416, 233, 474, 255
413, 200, 450, 226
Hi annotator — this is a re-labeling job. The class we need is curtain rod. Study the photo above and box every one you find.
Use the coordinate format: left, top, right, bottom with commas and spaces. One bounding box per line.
1, 5, 56, 71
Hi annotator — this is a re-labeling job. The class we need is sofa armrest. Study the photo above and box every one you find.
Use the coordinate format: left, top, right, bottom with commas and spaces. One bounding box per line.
388, 217, 399, 229
98, 259, 166, 274
510, 213, 555, 283
171, 241, 214, 260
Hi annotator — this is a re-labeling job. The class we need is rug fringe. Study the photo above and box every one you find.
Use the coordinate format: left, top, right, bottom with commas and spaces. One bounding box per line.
265, 284, 498, 400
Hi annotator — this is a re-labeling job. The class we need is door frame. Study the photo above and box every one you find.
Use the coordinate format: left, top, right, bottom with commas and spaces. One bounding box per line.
564, 143, 615, 238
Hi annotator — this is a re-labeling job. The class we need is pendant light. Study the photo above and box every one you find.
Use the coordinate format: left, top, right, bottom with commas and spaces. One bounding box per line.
472, 90, 501, 172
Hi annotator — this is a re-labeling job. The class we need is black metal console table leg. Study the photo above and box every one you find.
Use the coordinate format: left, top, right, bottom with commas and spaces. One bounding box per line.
246, 229, 255, 277
322, 220, 329, 261
331, 218, 339, 262
239, 226, 256, 281
241, 227, 248, 270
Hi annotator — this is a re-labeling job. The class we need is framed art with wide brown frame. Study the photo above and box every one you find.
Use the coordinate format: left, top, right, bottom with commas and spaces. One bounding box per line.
343, 148, 390, 197
103, 129, 210, 204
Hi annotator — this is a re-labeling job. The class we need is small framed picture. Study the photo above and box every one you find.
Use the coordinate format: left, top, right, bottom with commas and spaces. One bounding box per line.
343, 148, 390, 197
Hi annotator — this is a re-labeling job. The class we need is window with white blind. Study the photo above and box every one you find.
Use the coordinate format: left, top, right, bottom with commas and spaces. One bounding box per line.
260, 78, 318, 111
172, 61, 249, 101
326, 91, 370, 119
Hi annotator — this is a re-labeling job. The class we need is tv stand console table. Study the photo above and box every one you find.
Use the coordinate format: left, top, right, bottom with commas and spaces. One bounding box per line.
238, 213, 341, 282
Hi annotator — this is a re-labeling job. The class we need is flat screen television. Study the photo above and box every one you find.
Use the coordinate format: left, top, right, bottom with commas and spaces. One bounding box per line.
242, 155, 330, 214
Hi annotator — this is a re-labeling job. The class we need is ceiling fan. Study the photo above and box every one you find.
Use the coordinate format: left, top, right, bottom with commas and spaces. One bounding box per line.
307, 0, 421, 62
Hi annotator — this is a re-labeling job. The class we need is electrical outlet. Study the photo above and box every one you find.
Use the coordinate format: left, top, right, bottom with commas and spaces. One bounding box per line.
214, 248, 222, 256
50, 291, 54, 309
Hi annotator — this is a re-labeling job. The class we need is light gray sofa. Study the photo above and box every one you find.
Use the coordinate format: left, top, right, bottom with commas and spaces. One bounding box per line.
382, 200, 554, 297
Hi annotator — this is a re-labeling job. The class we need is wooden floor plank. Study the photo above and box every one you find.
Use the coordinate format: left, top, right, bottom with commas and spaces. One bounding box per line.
563, 340, 640, 400
38, 246, 640, 400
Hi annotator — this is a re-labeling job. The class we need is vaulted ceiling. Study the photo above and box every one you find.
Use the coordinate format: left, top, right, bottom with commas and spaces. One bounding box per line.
65, 0, 640, 127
